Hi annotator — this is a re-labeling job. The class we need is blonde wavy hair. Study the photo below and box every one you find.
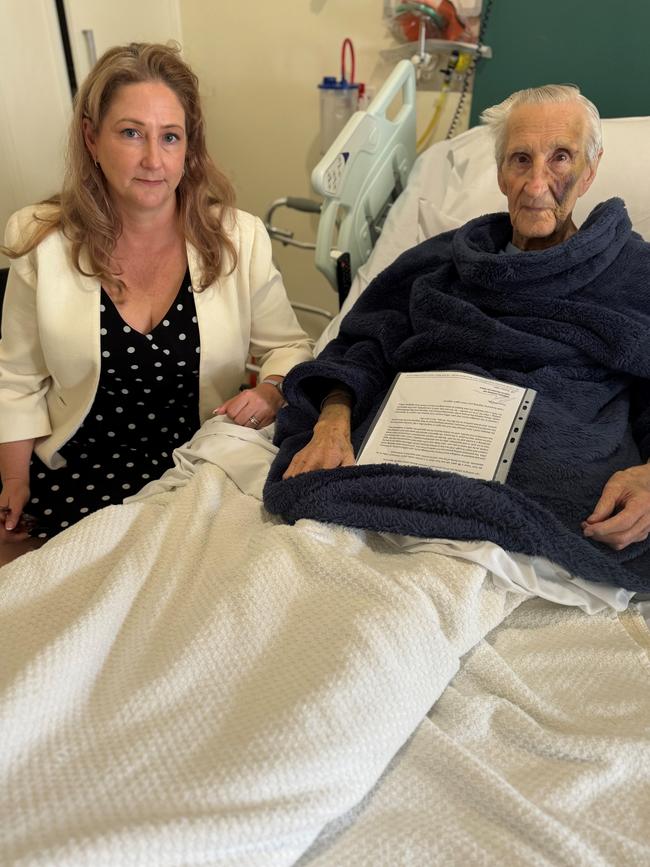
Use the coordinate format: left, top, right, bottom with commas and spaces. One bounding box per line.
3, 42, 237, 289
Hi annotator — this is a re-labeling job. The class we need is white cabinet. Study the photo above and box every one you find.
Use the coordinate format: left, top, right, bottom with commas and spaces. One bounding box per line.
0, 0, 72, 259
63, 0, 182, 84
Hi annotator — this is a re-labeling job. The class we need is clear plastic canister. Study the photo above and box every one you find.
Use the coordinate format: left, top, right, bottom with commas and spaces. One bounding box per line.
318, 76, 359, 154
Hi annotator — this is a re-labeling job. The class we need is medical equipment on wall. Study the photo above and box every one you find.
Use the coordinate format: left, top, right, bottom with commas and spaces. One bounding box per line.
261, 38, 371, 317
265, 38, 365, 255
382, 0, 488, 84
265, 3, 492, 308
416, 49, 472, 151
383, 0, 492, 147
307, 4, 493, 300
390, 0, 473, 44
318, 38, 363, 154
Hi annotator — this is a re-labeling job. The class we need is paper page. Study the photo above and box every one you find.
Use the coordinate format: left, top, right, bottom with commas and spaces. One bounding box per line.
356, 371, 535, 482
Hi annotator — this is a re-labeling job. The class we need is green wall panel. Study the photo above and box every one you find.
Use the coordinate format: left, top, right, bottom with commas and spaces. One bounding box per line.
470, 0, 650, 125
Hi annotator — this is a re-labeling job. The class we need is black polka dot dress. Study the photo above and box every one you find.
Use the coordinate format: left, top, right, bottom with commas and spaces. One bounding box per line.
28, 268, 201, 539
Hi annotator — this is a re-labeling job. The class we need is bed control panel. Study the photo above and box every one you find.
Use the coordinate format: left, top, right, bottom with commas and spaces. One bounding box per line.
322, 152, 350, 197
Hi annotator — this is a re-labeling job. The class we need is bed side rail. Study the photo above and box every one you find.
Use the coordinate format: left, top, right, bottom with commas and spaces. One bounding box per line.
311, 60, 417, 304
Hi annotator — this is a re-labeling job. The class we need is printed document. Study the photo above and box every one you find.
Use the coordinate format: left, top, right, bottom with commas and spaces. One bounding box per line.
356, 371, 536, 482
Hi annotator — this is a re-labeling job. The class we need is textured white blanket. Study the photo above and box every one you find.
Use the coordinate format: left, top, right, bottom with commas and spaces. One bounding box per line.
300, 599, 650, 866
0, 462, 520, 866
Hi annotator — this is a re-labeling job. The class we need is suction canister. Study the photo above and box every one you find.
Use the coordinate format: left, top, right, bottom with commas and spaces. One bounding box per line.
318, 76, 359, 153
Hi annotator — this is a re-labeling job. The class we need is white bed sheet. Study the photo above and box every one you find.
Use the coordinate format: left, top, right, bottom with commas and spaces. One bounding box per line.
0, 451, 522, 865
2, 425, 649, 866
130, 417, 632, 616
298, 597, 650, 867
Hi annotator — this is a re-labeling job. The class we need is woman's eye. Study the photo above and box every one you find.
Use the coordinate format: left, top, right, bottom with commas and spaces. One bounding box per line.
120, 128, 140, 139
163, 133, 180, 144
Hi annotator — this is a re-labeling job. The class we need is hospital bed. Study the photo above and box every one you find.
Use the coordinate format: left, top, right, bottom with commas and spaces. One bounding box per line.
1, 65, 650, 867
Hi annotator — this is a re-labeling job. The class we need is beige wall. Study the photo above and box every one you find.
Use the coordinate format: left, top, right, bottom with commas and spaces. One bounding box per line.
0, 0, 72, 268
179, 0, 471, 327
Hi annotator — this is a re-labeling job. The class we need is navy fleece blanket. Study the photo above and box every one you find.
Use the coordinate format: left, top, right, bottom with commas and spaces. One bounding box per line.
264, 199, 650, 591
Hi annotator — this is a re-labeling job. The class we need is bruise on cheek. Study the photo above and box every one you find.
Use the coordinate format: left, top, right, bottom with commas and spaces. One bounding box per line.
550, 172, 578, 206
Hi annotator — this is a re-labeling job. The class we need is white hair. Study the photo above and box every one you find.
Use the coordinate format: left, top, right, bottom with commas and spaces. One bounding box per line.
479, 84, 603, 167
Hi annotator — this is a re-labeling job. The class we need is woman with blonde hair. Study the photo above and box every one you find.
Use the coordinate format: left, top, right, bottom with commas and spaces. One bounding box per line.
0, 42, 312, 560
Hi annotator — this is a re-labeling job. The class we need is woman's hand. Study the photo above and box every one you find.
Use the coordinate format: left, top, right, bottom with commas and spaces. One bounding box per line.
0, 478, 32, 542
283, 400, 355, 478
214, 380, 285, 429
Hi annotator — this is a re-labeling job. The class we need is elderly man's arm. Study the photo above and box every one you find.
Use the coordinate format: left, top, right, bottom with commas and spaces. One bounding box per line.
282, 389, 355, 478
581, 463, 650, 549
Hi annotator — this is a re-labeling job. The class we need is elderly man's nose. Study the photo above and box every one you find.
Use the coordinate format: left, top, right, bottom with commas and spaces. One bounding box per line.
524, 165, 550, 196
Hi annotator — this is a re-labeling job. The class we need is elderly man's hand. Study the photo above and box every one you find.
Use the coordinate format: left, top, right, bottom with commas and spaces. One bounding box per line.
582, 463, 650, 550
283, 402, 355, 478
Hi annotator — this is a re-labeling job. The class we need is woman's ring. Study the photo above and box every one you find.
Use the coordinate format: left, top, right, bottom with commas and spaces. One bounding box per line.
248, 415, 260, 427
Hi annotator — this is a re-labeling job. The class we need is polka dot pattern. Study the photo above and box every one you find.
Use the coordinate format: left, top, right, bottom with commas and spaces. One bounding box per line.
27, 273, 200, 539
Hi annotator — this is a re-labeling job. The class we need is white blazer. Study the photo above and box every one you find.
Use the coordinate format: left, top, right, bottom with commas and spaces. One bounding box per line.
0, 206, 313, 469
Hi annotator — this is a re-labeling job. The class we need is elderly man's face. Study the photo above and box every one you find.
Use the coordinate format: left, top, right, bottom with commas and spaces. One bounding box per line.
497, 101, 601, 251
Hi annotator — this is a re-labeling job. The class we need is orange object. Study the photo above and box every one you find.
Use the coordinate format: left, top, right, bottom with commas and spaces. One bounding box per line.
397, 1, 469, 43
436, 0, 467, 41
398, 12, 443, 41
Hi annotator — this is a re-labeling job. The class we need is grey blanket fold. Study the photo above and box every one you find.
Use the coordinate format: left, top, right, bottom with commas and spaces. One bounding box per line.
264, 199, 650, 591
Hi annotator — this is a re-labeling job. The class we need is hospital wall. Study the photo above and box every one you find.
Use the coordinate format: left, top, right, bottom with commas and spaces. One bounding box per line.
0, 0, 71, 269
178, 0, 472, 329
470, 0, 650, 124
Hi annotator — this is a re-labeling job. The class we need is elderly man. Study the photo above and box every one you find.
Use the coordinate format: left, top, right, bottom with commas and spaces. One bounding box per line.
264, 85, 650, 592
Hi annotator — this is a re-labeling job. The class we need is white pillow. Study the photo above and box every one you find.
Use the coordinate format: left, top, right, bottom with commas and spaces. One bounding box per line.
418, 117, 650, 239
578, 116, 650, 234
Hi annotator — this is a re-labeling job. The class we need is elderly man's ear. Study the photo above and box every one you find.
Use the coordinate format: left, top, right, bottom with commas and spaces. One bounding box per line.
578, 150, 604, 197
